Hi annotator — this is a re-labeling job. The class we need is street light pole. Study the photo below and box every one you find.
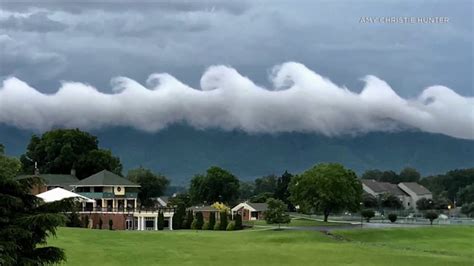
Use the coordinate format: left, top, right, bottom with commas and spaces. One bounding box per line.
360, 202, 363, 228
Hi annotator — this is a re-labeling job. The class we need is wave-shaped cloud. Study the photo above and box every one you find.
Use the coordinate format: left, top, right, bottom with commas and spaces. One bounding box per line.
0, 62, 472, 139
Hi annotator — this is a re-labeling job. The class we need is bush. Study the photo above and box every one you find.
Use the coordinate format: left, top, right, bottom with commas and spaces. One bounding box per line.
388, 213, 397, 223
234, 213, 243, 230
184, 210, 194, 229
66, 212, 82, 227
219, 211, 228, 230
83, 215, 89, 228
461, 203, 474, 217
208, 213, 216, 230
202, 221, 210, 230
98, 218, 103, 229
158, 211, 164, 230
108, 219, 113, 230
226, 221, 235, 231
191, 219, 199, 230
195, 212, 204, 230
424, 211, 439, 225
361, 209, 375, 222
213, 222, 220, 231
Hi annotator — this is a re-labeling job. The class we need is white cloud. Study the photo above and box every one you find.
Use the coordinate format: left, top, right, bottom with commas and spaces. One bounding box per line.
0, 62, 472, 139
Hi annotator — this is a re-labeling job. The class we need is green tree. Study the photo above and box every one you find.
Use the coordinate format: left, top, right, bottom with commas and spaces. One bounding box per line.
254, 175, 277, 195
250, 192, 273, 203
362, 194, 378, 209
172, 204, 186, 230
0, 175, 74, 265
208, 212, 216, 230
184, 210, 194, 229
127, 167, 169, 208
380, 194, 402, 209
361, 209, 375, 222
195, 212, 204, 230
158, 211, 165, 230
399, 167, 421, 182
265, 198, 291, 229
98, 218, 103, 229
238, 181, 255, 201
457, 184, 474, 205
189, 166, 240, 204
424, 211, 439, 225
361, 169, 383, 180
290, 163, 362, 222
275, 171, 294, 210
388, 213, 397, 223
379, 170, 399, 183
0, 144, 21, 179
219, 211, 228, 230
20, 129, 122, 179
234, 213, 243, 230
420, 168, 474, 200
461, 203, 474, 217
168, 193, 191, 208
416, 198, 435, 210
108, 219, 113, 230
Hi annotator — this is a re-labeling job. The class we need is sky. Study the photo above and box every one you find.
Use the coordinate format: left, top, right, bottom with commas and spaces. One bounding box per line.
0, 0, 473, 139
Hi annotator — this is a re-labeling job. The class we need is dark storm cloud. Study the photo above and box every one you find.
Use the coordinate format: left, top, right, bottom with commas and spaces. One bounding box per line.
0, 11, 67, 32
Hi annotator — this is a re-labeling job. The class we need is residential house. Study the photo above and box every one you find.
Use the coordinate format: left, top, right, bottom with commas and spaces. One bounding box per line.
231, 202, 268, 221
16, 170, 79, 195
398, 182, 433, 209
187, 205, 219, 221
362, 179, 432, 210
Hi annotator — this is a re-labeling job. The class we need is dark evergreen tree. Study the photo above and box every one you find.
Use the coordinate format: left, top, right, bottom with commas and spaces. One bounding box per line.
219, 211, 228, 230
0, 175, 74, 265
158, 211, 165, 230
195, 212, 204, 230
275, 171, 294, 210
172, 204, 186, 230
234, 213, 243, 230
208, 212, 216, 230
185, 210, 194, 229
98, 218, 103, 229
108, 219, 113, 230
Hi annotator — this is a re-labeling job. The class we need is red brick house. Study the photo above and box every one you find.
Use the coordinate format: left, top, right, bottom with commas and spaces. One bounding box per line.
231, 202, 268, 221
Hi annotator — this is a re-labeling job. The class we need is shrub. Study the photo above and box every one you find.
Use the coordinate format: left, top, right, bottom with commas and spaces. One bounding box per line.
108, 219, 113, 230
158, 211, 164, 230
461, 203, 474, 217
424, 211, 439, 225
184, 210, 194, 229
219, 211, 228, 230
195, 212, 204, 230
388, 213, 397, 223
83, 215, 89, 228
208, 213, 216, 230
234, 213, 243, 230
191, 219, 199, 230
214, 222, 221, 231
226, 221, 235, 231
98, 218, 103, 229
361, 209, 375, 222
66, 212, 82, 227
202, 221, 210, 230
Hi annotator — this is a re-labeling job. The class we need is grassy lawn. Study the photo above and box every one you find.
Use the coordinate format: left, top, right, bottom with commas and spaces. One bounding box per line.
246, 217, 350, 227
47, 226, 473, 265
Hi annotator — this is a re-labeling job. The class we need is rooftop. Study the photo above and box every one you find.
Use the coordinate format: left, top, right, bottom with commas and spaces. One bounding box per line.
362, 179, 407, 196
73, 170, 140, 187
16, 174, 79, 189
247, 202, 268, 211
399, 182, 431, 195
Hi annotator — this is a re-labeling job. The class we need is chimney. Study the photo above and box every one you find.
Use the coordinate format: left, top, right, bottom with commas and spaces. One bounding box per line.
70, 168, 76, 177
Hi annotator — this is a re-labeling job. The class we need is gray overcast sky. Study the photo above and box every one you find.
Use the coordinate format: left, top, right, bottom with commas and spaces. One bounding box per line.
0, 0, 472, 97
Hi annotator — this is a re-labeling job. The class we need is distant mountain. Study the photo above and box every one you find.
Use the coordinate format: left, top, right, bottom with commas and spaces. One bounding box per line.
1, 124, 473, 185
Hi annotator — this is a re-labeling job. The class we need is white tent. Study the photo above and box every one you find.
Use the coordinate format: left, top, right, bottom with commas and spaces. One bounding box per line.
37, 187, 95, 203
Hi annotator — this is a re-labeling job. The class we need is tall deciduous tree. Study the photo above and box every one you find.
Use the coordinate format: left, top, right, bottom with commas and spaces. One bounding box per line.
275, 171, 294, 209
398, 167, 421, 182
127, 167, 169, 208
290, 163, 362, 222
0, 144, 21, 179
264, 198, 291, 229
254, 175, 277, 195
189, 166, 240, 204
20, 129, 122, 179
0, 174, 74, 265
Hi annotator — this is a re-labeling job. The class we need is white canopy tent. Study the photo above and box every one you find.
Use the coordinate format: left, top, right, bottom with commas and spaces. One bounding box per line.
36, 187, 95, 203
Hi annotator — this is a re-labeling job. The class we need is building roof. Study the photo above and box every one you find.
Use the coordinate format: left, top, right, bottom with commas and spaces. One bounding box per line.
399, 182, 431, 195
187, 205, 219, 212
362, 179, 406, 196
247, 202, 268, 211
73, 170, 140, 187
16, 174, 79, 189
37, 187, 95, 203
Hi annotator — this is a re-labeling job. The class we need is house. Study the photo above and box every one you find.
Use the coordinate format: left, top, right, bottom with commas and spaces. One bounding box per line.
398, 182, 433, 209
72, 170, 174, 230
231, 202, 268, 221
16, 170, 79, 195
187, 205, 219, 221
362, 179, 432, 210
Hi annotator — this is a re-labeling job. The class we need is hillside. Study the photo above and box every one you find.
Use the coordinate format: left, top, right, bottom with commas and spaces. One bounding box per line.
1, 125, 473, 184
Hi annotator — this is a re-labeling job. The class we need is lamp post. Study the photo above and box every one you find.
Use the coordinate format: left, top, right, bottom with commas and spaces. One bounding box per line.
360, 202, 363, 228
